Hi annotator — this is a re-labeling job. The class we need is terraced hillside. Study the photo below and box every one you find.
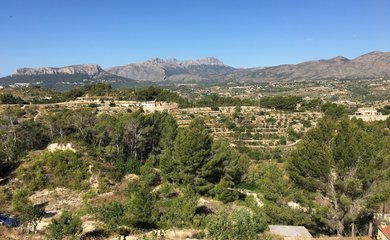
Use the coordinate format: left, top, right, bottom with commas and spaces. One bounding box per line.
171, 106, 323, 149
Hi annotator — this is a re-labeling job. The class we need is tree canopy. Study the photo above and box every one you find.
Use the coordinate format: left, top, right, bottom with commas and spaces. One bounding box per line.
288, 117, 390, 235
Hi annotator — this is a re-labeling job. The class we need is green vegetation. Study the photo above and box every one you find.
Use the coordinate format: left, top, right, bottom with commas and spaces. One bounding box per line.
288, 117, 390, 235
61, 83, 113, 101
95, 201, 126, 235
19, 204, 45, 233
1, 83, 390, 239
0, 94, 26, 104
321, 102, 348, 118
161, 118, 249, 196
12, 188, 45, 233
207, 208, 267, 240
0, 108, 50, 173
47, 211, 82, 240
195, 93, 258, 108
378, 105, 390, 115
260, 96, 302, 110
17, 151, 90, 190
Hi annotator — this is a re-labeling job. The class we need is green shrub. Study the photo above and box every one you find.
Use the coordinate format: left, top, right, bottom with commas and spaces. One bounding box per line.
157, 187, 198, 229
211, 106, 220, 111
47, 211, 82, 240
95, 201, 125, 232
302, 120, 312, 128
207, 208, 266, 240
12, 188, 30, 212
45, 151, 89, 189
98, 177, 110, 193
88, 103, 98, 108
279, 136, 287, 145
18, 151, 89, 190
212, 179, 238, 203
265, 117, 276, 124
19, 204, 45, 233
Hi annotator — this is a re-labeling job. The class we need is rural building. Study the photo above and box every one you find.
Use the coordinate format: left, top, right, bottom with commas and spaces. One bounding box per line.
269, 225, 312, 240
354, 108, 381, 116
377, 223, 390, 240
351, 107, 388, 122
137, 100, 157, 107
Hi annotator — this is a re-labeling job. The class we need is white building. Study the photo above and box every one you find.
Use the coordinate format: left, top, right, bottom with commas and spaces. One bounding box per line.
354, 107, 381, 116
137, 100, 157, 107
351, 107, 388, 122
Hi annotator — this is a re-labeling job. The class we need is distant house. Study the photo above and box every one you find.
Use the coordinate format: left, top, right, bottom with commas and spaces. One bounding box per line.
137, 100, 157, 107
351, 107, 388, 122
378, 223, 390, 240
354, 107, 382, 116
269, 225, 312, 240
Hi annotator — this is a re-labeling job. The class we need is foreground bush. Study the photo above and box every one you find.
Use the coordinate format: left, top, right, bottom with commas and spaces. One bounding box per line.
207, 208, 267, 240
47, 211, 82, 240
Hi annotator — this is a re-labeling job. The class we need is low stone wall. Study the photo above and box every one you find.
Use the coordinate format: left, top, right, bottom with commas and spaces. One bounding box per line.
350, 115, 388, 122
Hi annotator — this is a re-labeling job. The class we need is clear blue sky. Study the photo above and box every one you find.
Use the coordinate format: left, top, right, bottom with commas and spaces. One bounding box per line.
1, 0, 389, 77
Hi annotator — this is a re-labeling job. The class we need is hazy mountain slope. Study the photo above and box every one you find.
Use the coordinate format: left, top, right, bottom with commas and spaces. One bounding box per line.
228, 51, 390, 82
0, 64, 140, 90
107, 57, 235, 82
2, 52, 390, 89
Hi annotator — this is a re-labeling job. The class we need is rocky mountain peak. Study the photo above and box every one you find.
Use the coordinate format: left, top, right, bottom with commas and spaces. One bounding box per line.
191, 57, 226, 66
329, 56, 350, 62
141, 57, 226, 67
143, 58, 179, 66
14, 64, 103, 76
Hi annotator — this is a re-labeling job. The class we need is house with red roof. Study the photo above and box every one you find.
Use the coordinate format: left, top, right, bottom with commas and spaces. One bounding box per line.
378, 223, 390, 240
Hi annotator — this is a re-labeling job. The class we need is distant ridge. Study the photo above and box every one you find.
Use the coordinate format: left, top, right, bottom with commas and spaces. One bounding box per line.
107, 57, 234, 82
1, 51, 390, 89
13, 64, 104, 76
233, 51, 390, 82
0, 64, 139, 90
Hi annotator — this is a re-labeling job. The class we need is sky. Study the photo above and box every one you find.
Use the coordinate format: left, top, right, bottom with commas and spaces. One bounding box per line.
0, 0, 389, 77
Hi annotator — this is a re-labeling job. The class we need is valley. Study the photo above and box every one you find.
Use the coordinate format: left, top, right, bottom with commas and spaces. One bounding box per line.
0, 82, 389, 239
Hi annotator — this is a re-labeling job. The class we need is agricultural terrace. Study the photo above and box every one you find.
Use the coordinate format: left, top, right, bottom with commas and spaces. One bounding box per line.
171, 106, 322, 150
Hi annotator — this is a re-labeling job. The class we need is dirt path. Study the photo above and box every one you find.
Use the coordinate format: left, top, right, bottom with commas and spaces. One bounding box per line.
33, 110, 41, 121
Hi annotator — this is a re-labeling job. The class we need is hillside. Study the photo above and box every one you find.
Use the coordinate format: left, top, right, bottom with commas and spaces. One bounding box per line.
107, 52, 390, 83
0, 64, 140, 91
229, 51, 390, 82
1, 52, 390, 89
0, 85, 390, 239
107, 57, 235, 82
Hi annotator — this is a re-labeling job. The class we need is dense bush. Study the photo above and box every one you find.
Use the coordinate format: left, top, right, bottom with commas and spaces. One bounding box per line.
260, 96, 302, 110
96, 201, 126, 233
17, 151, 89, 190
160, 118, 249, 195
0, 108, 50, 173
207, 208, 267, 240
288, 117, 390, 235
0, 94, 26, 104
47, 211, 82, 240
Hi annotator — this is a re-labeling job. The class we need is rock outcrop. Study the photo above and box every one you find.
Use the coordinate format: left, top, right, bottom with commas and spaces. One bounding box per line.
14, 64, 103, 76
107, 57, 235, 82
2, 51, 390, 87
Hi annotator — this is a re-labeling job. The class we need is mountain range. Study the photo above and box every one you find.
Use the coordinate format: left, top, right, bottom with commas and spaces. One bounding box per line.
1, 51, 390, 90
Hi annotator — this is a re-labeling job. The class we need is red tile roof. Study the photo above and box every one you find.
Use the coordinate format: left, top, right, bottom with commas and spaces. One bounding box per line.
379, 225, 390, 239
